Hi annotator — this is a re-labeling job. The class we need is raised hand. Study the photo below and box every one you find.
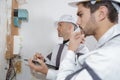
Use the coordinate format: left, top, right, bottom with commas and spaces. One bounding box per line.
68, 32, 85, 51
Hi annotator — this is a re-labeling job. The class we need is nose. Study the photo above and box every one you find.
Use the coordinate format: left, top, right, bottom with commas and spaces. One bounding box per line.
57, 26, 60, 31
76, 17, 81, 26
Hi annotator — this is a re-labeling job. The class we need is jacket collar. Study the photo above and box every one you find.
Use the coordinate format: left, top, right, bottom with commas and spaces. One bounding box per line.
96, 24, 120, 48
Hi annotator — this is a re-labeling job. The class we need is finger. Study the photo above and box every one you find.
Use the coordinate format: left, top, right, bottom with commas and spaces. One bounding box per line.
75, 33, 84, 40
75, 35, 81, 39
36, 53, 43, 59
37, 59, 44, 65
33, 53, 39, 59
28, 58, 35, 68
81, 39, 85, 44
28, 58, 32, 65
75, 32, 81, 36
34, 53, 41, 59
74, 32, 81, 39
28, 59, 43, 72
80, 34, 85, 43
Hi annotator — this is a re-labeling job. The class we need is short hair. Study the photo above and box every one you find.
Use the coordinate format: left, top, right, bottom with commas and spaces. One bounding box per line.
78, 0, 119, 23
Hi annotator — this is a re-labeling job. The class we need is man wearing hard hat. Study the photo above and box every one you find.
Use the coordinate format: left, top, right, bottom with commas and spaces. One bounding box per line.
28, 15, 89, 80
57, 0, 120, 80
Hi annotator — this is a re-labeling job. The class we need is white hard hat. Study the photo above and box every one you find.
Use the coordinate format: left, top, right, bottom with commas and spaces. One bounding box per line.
68, 0, 89, 7
68, 0, 120, 7
68, 0, 120, 22
55, 15, 77, 28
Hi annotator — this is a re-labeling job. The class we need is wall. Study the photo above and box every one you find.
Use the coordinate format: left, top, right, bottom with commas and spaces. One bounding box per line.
0, 0, 8, 80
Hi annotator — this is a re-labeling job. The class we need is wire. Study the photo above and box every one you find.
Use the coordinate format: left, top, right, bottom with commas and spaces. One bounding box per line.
6, 59, 16, 80
10, 59, 16, 80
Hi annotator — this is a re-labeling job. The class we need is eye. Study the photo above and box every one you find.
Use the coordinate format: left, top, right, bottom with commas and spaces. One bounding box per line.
80, 14, 83, 17
58, 23, 62, 26
77, 12, 83, 17
79, 14, 83, 17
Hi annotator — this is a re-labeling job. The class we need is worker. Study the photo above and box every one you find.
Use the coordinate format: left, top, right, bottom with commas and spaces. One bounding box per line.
28, 15, 89, 80
57, 0, 120, 80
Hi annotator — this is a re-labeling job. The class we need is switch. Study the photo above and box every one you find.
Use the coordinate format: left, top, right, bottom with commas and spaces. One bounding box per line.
13, 35, 22, 55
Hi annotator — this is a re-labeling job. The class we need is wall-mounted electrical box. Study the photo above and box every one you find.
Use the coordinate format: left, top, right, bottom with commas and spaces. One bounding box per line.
14, 9, 28, 27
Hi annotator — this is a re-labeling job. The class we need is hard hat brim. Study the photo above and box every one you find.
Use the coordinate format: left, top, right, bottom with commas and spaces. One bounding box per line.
113, 0, 120, 3
68, 0, 89, 7
68, 0, 120, 7
54, 20, 77, 28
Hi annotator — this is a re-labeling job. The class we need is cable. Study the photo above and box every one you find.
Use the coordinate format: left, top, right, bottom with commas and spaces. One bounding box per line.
10, 59, 16, 80
5, 59, 16, 80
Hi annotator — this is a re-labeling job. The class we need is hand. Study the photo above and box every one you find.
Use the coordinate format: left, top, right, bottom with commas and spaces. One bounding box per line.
68, 32, 85, 51
34, 53, 44, 61
28, 58, 48, 75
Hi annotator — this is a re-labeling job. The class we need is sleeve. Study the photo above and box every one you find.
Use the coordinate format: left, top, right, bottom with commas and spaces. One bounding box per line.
76, 44, 89, 54
57, 50, 76, 80
30, 69, 46, 79
46, 69, 58, 80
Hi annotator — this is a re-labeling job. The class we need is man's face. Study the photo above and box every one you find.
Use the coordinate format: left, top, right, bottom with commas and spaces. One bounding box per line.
57, 22, 73, 37
77, 3, 97, 36
57, 22, 68, 37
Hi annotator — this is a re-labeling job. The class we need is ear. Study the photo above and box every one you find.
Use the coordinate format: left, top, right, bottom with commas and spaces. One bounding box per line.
69, 25, 74, 31
97, 6, 108, 21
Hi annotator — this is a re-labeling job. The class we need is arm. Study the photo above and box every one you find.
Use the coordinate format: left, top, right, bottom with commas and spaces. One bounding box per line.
29, 59, 59, 80
29, 51, 60, 80
57, 50, 76, 80
28, 52, 53, 74
28, 58, 48, 75
57, 32, 85, 80
46, 69, 58, 80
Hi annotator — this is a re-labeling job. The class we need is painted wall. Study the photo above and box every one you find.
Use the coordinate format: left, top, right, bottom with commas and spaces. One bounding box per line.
0, 0, 8, 80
